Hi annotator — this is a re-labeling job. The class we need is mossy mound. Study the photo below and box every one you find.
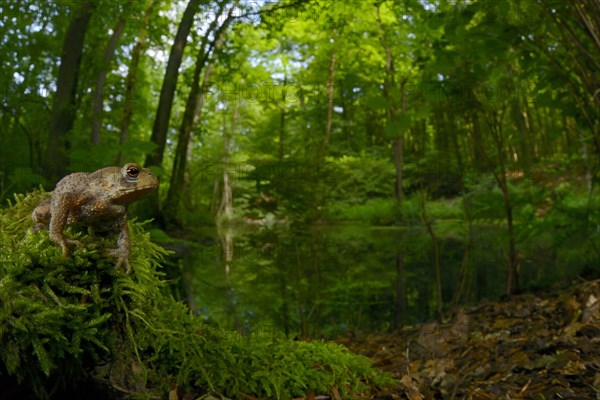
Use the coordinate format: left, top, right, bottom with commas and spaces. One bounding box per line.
0, 191, 392, 399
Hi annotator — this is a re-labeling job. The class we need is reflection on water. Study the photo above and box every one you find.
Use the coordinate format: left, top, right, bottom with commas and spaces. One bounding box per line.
180, 224, 567, 338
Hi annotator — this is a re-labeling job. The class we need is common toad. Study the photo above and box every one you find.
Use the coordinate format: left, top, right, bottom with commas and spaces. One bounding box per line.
32, 163, 158, 273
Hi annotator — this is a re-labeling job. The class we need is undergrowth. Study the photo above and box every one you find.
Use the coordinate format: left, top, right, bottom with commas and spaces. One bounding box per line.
0, 190, 392, 399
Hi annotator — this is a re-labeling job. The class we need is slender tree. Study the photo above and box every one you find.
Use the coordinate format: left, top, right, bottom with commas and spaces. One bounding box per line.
117, 0, 156, 165
164, 0, 234, 226
91, 16, 126, 145
144, 0, 201, 170
319, 43, 336, 161
43, 2, 95, 181
141, 0, 201, 221
376, 3, 407, 206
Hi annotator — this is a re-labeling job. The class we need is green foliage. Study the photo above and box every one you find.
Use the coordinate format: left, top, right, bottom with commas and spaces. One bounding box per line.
425, 198, 464, 220
0, 191, 392, 399
463, 185, 506, 222
323, 198, 402, 225
324, 195, 461, 225
520, 182, 600, 274
329, 156, 396, 203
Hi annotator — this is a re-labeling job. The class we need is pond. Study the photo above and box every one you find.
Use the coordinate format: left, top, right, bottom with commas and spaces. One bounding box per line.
176, 223, 574, 338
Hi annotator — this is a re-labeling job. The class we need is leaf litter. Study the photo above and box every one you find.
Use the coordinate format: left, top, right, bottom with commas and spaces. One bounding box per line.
339, 280, 600, 399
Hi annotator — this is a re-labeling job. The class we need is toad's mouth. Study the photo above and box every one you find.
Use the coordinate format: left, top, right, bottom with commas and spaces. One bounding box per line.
113, 184, 158, 201
118, 184, 157, 193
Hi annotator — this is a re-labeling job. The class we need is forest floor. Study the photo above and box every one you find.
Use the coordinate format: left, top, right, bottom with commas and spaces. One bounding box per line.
339, 279, 600, 400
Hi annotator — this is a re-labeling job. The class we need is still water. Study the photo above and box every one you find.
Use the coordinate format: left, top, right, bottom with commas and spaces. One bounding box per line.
177, 224, 568, 338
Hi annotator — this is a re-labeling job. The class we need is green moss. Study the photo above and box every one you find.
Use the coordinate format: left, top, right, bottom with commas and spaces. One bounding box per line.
0, 191, 393, 399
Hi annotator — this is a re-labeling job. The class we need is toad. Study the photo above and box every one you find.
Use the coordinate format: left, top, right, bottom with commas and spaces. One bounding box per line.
32, 163, 158, 273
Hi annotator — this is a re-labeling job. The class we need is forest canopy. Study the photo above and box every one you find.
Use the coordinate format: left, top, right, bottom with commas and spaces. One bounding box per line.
1, 0, 598, 294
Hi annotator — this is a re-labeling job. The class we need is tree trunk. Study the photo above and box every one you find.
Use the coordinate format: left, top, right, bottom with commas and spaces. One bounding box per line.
484, 109, 519, 296
164, 1, 232, 225
43, 2, 95, 181
579, 128, 593, 194
91, 17, 126, 145
278, 75, 287, 160
448, 111, 464, 184
512, 101, 530, 168
469, 110, 486, 169
164, 61, 216, 224
419, 188, 443, 320
320, 47, 336, 161
502, 186, 518, 296
217, 105, 239, 221
279, 271, 291, 337
394, 252, 407, 328
218, 167, 233, 220
117, 0, 155, 165
394, 80, 407, 205
392, 137, 403, 203
452, 205, 473, 309
376, 4, 405, 207
217, 226, 238, 330
144, 0, 201, 170
141, 0, 200, 223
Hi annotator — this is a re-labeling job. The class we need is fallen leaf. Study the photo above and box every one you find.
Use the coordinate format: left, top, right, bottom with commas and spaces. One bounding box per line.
400, 375, 423, 400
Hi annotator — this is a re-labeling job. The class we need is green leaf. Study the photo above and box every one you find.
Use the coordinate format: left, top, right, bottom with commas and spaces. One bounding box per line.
384, 115, 412, 139
32, 339, 52, 377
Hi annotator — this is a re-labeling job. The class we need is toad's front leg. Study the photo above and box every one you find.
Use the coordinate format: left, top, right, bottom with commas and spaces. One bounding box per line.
48, 195, 81, 257
106, 215, 131, 274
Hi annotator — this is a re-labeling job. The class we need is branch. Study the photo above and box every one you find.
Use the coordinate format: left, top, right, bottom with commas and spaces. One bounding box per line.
230, 0, 310, 22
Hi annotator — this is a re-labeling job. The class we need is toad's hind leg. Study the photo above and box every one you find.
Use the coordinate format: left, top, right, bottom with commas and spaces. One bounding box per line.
31, 198, 51, 232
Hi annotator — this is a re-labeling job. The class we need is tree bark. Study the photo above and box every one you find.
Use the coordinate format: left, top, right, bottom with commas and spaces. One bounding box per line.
579, 127, 593, 194
419, 189, 443, 320
217, 105, 239, 221
512, 101, 530, 167
503, 186, 518, 295
484, 108, 519, 296
320, 47, 336, 161
376, 4, 405, 207
278, 75, 287, 161
164, 0, 233, 226
140, 0, 200, 223
43, 2, 95, 181
452, 205, 473, 309
144, 0, 201, 170
117, 0, 155, 165
394, 252, 407, 328
469, 109, 486, 168
91, 17, 126, 145
392, 137, 403, 202
447, 111, 464, 181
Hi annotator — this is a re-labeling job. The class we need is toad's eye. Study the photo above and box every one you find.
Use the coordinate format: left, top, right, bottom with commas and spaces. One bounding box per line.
126, 166, 140, 178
